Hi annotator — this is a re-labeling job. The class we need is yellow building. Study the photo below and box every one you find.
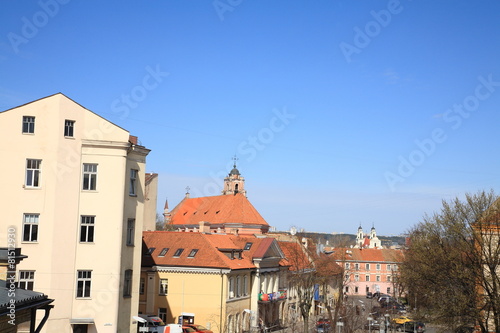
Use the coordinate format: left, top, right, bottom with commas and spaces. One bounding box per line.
140, 231, 288, 333
0, 93, 152, 333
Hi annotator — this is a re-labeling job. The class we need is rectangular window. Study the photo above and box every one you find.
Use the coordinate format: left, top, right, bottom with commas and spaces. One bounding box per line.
355, 286, 359, 293
80, 216, 95, 243
126, 219, 135, 246
140, 277, 145, 295
236, 276, 241, 297
123, 269, 132, 297
376, 264, 381, 270
25, 159, 41, 187
22, 116, 35, 134
64, 120, 75, 137
387, 275, 392, 282
365, 263, 370, 271
158, 248, 169, 256
173, 248, 184, 257
159, 279, 168, 295
387, 264, 392, 271
76, 270, 92, 298
22, 214, 39, 242
355, 274, 359, 282
82, 164, 97, 191
187, 249, 198, 258
355, 263, 359, 271
159, 308, 167, 323
18, 271, 35, 290
129, 169, 138, 196
387, 287, 391, 294
345, 263, 350, 269
244, 242, 252, 250
365, 275, 370, 282
376, 275, 381, 282
243, 275, 248, 296
229, 277, 235, 298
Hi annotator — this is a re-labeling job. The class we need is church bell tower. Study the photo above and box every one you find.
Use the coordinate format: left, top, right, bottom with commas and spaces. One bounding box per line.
222, 157, 246, 196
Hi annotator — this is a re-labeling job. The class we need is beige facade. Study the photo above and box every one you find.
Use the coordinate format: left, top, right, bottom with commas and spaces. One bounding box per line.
0, 93, 151, 333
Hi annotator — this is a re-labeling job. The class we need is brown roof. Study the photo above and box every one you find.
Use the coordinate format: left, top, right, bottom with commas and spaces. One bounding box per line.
142, 231, 279, 270
169, 193, 269, 227
331, 248, 404, 263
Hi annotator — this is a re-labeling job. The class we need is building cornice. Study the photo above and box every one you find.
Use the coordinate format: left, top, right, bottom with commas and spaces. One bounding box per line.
155, 266, 231, 274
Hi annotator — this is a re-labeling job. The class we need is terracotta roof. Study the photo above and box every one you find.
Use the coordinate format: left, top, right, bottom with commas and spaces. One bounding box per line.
331, 248, 404, 263
145, 173, 158, 186
278, 240, 312, 271
169, 193, 269, 227
142, 231, 280, 270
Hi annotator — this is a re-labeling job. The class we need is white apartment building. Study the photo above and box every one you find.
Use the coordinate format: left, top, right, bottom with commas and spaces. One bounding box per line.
0, 93, 151, 333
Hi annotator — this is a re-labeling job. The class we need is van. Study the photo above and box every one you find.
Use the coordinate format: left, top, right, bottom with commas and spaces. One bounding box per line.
137, 315, 167, 333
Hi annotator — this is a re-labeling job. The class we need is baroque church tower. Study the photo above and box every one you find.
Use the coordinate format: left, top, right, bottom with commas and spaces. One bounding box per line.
221, 157, 247, 197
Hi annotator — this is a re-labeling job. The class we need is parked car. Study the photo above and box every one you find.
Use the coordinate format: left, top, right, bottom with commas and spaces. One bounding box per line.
316, 323, 331, 333
393, 321, 425, 332
392, 316, 412, 325
366, 291, 373, 299
182, 326, 197, 333
364, 320, 381, 330
183, 324, 213, 333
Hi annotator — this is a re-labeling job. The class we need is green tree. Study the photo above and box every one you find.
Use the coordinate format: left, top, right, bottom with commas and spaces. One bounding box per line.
400, 190, 500, 332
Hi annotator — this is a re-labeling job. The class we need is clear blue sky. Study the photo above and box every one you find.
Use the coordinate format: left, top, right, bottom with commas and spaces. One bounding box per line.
2, 1, 500, 236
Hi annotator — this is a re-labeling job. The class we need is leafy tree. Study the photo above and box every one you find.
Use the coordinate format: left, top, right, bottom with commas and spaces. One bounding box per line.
400, 190, 500, 332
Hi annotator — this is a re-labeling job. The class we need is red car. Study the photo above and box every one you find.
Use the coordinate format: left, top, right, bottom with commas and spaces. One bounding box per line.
182, 326, 197, 333
183, 324, 214, 333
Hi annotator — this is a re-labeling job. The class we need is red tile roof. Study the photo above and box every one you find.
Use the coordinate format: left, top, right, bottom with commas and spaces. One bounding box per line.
331, 248, 404, 263
142, 231, 280, 270
169, 193, 269, 227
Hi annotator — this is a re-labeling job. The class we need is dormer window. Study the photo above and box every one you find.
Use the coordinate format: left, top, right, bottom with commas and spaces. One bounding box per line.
173, 248, 184, 257
159, 248, 169, 256
187, 249, 199, 258
244, 242, 252, 251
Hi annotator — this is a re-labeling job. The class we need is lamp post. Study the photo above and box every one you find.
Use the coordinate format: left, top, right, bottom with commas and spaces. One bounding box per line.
367, 315, 373, 333
384, 313, 390, 333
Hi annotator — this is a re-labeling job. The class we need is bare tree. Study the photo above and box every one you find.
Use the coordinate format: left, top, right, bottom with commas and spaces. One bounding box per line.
400, 190, 500, 332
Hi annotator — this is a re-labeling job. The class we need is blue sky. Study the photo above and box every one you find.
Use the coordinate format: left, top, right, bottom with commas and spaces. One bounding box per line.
2, 1, 500, 236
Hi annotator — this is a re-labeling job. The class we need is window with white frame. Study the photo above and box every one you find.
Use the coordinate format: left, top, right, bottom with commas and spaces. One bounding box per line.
140, 277, 145, 295
126, 219, 135, 246
22, 214, 39, 242
18, 271, 35, 290
159, 279, 168, 295
64, 120, 75, 137
236, 276, 241, 297
129, 169, 138, 196
76, 270, 92, 298
355, 274, 359, 282
243, 275, 248, 296
123, 269, 132, 297
345, 262, 350, 269
25, 159, 41, 187
387, 275, 392, 282
376, 263, 381, 270
80, 216, 95, 243
355, 263, 359, 270
387, 264, 392, 271
158, 308, 167, 323
365, 263, 370, 271
82, 163, 97, 191
387, 287, 391, 294
376, 275, 381, 282
22, 116, 35, 134
365, 275, 370, 282
229, 277, 235, 298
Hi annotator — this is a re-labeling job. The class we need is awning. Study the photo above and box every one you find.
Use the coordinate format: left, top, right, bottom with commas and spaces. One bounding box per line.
181, 312, 195, 317
70, 318, 95, 325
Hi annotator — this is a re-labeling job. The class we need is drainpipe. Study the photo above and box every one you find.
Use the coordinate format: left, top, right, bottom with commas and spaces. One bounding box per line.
220, 269, 224, 331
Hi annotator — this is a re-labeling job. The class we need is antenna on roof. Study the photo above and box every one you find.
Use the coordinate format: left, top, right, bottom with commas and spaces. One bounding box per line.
232, 155, 239, 168
185, 186, 190, 198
